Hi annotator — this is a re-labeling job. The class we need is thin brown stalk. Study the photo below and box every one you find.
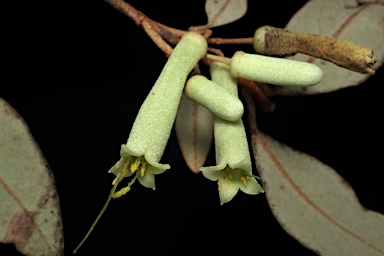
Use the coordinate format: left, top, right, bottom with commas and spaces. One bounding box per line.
207, 48, 225, 57
208, 37, 253, 45
191, 0, 231, 32
155, 23, 186, 45
205, 54, 231, 65
104, 0, 145, 26
142, 21, 173, 57
238, 78, 276, 113
240, 86, 258, 136
105, 0, 256, 54
105, 0, 178, 56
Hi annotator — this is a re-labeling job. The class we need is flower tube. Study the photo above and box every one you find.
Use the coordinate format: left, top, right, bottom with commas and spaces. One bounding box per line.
73, 32, 207, 254
230, 51, 323, 86
109, 32, 208, 193
200, 61, 264, 205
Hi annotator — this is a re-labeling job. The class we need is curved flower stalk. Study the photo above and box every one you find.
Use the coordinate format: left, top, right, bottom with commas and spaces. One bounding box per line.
199, 61, 264, 205
73, 32, 207, 254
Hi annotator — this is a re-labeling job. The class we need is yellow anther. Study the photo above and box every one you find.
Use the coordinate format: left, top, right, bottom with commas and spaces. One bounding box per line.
112, 166, 129, 185
225, 166, 233, 180
130, 157, 141, 172
240, 175, 248, 186
121, 167, 129, 177
140, 161, 147, 177
122, 157, 130, 172
112, 176, 119, 186
113, 186, 131, 198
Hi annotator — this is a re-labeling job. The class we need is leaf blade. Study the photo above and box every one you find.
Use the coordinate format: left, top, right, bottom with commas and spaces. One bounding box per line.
253, 131, 384, 255
175, 92, 214, 174
205, 0, 247, 28
0, 98, 63, 256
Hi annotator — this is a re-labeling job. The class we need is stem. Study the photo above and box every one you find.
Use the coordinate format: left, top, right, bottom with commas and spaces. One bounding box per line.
191, 0, 231, 30
73, 169, 131, 254
208, 37, 253, 45
205, 54, 231, 65
104, 0, 176, 56
208, 47, 224, 57
104, 0, 145, 26
156, 23, 186, 41
142, 21, 173, 57
72, 177, 121, 254
104, 0, 256, 55
240, 86, 258, 137
237, 78, 276, 113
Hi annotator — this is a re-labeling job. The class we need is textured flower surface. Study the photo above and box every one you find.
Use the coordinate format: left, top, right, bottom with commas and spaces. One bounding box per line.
109, 144, 169, 193
202, 159, 264, 205
72, 32, 207, 254
200, 62, 263, 204
108, 31, 207, 194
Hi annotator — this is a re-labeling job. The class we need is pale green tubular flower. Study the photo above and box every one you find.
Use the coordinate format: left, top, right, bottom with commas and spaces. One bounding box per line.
200, 61, 264, 205
230, 51, 323, 86
109, 32, 208, 194
73, 32, 207, 254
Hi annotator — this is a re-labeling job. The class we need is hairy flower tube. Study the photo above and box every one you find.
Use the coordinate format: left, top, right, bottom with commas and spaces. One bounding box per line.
109, 32, 207, 193
230, 51, 323, 86
185, 74, 244, 121
199, 61, 264, 205
73, 32, 207, 254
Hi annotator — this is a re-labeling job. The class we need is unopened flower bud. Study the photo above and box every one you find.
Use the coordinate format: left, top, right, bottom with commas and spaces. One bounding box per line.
185, 75, 244, 121
253, 25, 377, 74
230, 51, 323, 86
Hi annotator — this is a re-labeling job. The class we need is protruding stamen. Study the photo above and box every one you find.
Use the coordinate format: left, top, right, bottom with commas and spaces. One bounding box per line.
112, 176, 119, 186
225, 166, 233, 180
112, 174, 138, 199
130, 157, 141, 172
140, 160, 147, 177
240, 174, 248, 186
113, 187, 131, 198
112, 163, 130, 185
122, 157, 131, 172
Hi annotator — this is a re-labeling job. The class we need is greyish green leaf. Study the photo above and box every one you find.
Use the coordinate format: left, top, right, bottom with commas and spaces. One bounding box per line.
253, 131, 384, 256
175, 92, 214, 174
0, 97, 63, 256
205, 0, 248, 28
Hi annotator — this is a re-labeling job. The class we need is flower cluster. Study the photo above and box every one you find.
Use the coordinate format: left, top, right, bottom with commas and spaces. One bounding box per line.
74, 31, 325, 254
108, 32, 324, 203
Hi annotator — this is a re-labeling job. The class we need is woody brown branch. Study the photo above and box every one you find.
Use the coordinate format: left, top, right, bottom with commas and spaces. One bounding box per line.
105, 0, 256, 51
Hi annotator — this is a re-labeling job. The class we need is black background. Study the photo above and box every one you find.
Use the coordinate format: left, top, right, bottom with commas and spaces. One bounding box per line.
1, 0, 383, 255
